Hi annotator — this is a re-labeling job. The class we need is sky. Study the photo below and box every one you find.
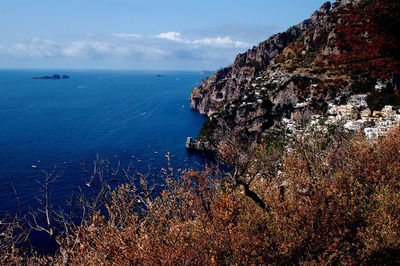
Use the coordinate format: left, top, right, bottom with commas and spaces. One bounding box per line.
0, 0, 328, 70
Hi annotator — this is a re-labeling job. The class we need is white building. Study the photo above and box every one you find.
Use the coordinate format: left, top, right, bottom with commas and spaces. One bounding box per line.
344, 120, 363, 132
364, 127, 378, 139
361, 108, 371, 120
328, 105, 355, 120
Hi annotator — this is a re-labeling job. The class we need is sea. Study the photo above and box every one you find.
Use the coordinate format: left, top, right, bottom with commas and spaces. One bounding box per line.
0, 69, 210, 251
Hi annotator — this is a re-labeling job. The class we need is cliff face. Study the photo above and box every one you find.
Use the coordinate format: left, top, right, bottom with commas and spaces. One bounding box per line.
190, 0, 400, 149
190, 2, 332, 116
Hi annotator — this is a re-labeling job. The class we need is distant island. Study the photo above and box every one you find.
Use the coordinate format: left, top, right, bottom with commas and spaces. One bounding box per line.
33, 74, 70, 80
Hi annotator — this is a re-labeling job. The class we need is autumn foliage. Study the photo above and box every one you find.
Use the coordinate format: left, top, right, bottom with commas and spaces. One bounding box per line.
273, 0, 400, 80
326, 0, 400, 79
1, 125, 393, 264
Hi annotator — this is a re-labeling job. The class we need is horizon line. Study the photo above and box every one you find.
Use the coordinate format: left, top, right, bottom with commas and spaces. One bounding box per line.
0, 67, 218, 72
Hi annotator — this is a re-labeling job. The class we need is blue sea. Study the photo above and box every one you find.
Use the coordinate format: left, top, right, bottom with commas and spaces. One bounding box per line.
0, 69, 209, 250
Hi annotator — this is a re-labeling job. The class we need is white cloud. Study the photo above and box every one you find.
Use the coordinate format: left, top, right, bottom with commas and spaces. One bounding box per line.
61, 41, 138, 58
10, 38, 60, 57
62, 41, 108, 57
0, 32, 250, 67
193, 36, 249, 48
156, 31, 185, 42
155, 31, 250, 48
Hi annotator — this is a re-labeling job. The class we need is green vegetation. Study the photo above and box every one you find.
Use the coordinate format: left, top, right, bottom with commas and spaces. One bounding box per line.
350, 79, 376, 94
237, 57, 263, 72
367, 85, 400, 111
197, 116, 218, 141
245, 60, 263, 72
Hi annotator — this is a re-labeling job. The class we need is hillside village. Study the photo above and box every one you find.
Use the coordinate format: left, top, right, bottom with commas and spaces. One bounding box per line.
282, 88, 400, 139
228, 69, 400, 141
190, 0, 400, 149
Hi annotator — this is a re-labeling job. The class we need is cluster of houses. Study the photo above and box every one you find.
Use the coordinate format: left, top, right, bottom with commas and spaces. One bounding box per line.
327, 94, 400, 138
285, 94, 400, 139
361, 105, 400, 139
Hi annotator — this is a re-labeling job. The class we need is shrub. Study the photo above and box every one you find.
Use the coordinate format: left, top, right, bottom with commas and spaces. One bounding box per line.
36, 126, 397, 264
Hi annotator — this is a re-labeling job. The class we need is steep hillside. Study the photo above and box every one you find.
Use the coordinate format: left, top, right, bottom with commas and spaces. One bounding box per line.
189, 1, 332, 116
190, 0, 400, 149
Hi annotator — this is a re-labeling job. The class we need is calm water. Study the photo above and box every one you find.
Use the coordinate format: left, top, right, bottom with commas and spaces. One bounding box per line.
0, 69, 209, 248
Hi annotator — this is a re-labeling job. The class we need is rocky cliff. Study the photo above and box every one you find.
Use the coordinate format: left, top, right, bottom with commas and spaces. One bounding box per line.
189, 0, 400, 150
190, 1, 332, 116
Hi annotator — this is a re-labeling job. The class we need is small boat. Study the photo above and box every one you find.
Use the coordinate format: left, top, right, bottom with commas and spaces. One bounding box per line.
32, 165, 37, 169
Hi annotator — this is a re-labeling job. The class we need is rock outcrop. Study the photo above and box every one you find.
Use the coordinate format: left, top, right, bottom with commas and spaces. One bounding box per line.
186, 137, 211, 151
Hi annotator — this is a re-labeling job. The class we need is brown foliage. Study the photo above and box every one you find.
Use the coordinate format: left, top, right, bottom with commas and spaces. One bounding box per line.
274, 0, 400, 80
3, 126, 400, 264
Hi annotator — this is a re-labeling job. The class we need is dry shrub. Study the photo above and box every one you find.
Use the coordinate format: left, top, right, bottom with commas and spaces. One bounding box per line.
60, 126, 400, 264
3, 126, 399, 264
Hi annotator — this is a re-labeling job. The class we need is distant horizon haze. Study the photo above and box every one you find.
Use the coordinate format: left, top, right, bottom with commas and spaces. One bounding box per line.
0, 0, 327, 70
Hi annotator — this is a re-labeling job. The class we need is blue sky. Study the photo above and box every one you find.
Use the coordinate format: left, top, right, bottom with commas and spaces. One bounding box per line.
0, 0, 327, 70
